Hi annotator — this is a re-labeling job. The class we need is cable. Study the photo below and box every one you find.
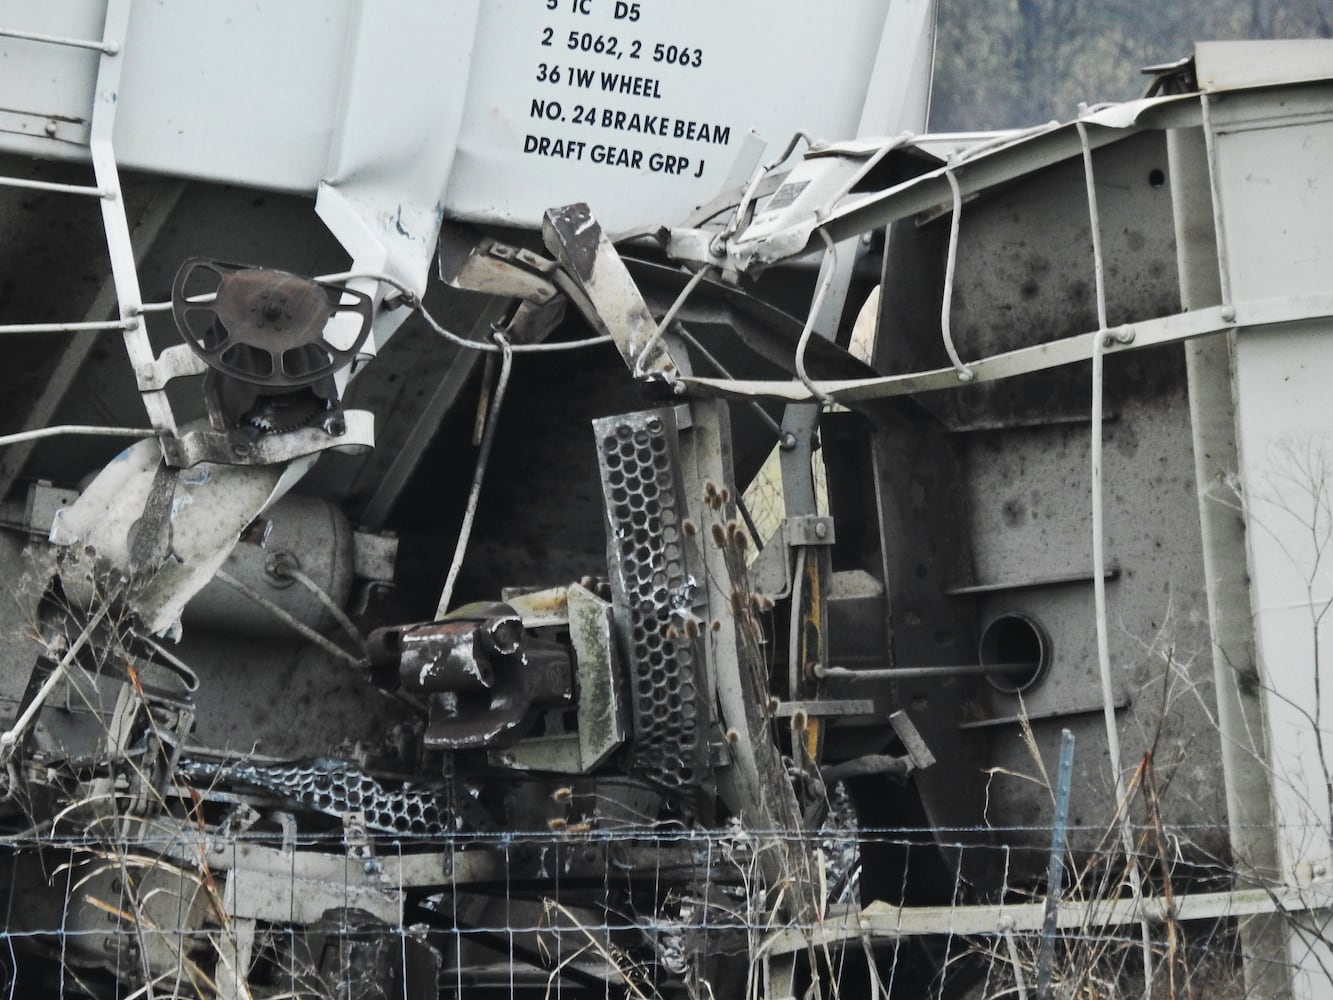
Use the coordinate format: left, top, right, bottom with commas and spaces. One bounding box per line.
214, 569, 365, 670
435, 332, 514, 618
725, 129, 819, 248
1078, 117, 1153, 997
133, 635, 202, 694
793, 230, 839, 403
0, 425, 155, 448
417, 301, 612, 355
787, 547, 808, 700
940, 169, 975, 381
143, 271, 614, 355
675, 326, 782, 437
632, 265, 711, 376
0, 599, 115, 761
137, 270, 422, 315
274, 564, 367, 656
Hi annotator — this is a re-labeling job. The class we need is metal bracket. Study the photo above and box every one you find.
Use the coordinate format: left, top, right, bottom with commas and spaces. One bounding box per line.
437, 222, 560, 304
161, 410, 374, 468
542, 203, 676, 379
889, 710, 937, 770
774, 698, 875, 719
135, 345, 209, 391
784, 515, 836, 546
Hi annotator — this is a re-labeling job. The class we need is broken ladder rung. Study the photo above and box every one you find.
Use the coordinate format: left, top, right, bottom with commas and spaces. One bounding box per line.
0, 174, 110, 198
0, 25, 117, 55
0, 320, 135, 335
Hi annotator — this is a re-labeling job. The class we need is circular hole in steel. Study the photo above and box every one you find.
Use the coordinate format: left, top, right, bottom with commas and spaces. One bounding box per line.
1148, 168, 1166, 188
978, 613, 1050, 693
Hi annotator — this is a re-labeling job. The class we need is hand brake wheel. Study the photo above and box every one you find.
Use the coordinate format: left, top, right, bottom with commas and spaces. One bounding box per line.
171, 258, 374, 388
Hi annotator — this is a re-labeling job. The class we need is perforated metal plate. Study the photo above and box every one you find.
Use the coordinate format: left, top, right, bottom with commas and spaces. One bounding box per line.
593, 409, 706, 793
179, 757, 455, 836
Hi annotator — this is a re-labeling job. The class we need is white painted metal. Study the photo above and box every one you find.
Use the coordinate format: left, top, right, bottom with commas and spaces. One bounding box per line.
0, 0, 932, 272
444, 0, 932, 233
1173, 117, 1293, 999
88, 0, 178, 435
1206, 83, 1333, 998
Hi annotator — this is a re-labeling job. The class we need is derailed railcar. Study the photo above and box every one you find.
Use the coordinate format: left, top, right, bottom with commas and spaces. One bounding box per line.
0, 1, 1329, 996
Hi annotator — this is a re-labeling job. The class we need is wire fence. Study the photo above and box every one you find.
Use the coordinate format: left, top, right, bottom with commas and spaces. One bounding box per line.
0, 813, 1317, 999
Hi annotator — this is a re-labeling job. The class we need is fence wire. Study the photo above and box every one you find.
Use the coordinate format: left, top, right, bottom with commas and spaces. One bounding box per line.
0, 813, 1315, 999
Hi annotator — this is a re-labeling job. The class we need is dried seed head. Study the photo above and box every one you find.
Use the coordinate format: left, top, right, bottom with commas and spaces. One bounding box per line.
711, 619, 722, 632
566, 821, 592, 834
729, 589, 748, 615
551, 786, 574, 803
725, 728, 740, 744
757, 594, 775, 612
791, 709, 809, 733
710, 522, 727, 548
683, 617, 701, 639
733, 525, 749, 552
666, 626, 679, 640
703, 480, 718, 502
719, 488, 731, 505
547, 817, 568, 831
766, 695, 781, 713
682, 519, 697, 538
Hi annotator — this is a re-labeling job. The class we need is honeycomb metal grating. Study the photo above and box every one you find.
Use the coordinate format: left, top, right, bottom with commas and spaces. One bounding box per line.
592, 409, 706, 792
178, 756, 456, 836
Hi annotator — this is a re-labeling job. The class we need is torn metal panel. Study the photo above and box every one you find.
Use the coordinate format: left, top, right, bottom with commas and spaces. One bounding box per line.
544, 203, 673, 378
